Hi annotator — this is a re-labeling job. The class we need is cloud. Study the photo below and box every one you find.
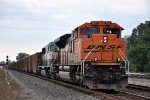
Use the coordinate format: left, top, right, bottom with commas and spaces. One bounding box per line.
0, 43, 43, 61
21, 0, 149, 15
1, 0, 149, 15
0, 0, 149, 61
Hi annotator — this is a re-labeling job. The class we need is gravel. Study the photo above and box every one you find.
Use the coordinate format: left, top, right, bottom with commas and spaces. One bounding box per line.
124, 78, 150, 98
8, 70, 150, 100
8, 70, 100, 100
128, 78, 150, 87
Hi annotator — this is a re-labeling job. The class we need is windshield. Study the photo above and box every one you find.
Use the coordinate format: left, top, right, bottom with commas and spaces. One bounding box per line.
50, 44, 59, 52
103, 28, 119, 34
80, 27, 100, 34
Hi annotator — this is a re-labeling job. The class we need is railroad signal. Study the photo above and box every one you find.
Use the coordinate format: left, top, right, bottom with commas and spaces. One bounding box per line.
6, 55, 9, 65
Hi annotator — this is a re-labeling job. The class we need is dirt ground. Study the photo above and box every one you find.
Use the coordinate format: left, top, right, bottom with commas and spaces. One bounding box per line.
0, 68, 20, 100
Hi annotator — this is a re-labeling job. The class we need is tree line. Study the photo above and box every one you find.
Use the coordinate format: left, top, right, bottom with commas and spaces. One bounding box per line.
126, 21, 150, 72
0, 53, 29, 65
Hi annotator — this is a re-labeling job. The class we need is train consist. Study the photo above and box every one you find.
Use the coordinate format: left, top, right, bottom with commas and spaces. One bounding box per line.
8, 21, 128, 90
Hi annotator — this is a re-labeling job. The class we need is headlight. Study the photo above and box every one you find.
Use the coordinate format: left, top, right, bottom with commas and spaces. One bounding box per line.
103, 36, 108, 43
94, 57, 98, 62
117, 57, 121, 61
103, 36, 107, 39
103, 39, 107, 43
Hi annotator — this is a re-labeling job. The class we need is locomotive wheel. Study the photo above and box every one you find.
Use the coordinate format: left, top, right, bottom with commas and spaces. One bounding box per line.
50, 72, 56, 79
70, 72, 81, 84
50, 66, 59, 80
70, 66, 81, 84
45, 70, 51, 77
38, 68, 42, 75
36, 70, 38, 74
31, 70, 33, 73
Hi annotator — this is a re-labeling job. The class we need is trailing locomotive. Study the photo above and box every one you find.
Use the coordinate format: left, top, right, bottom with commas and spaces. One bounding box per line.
8, 21, 128, 90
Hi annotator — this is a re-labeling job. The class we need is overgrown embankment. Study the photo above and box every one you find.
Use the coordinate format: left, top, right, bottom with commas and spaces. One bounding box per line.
0, 69, 20, 100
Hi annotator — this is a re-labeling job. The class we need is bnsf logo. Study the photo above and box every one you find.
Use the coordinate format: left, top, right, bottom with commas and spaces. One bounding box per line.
86, 45, 123, 50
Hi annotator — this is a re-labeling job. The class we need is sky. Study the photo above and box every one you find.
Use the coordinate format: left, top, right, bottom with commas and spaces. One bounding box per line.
0, 0, 150, 62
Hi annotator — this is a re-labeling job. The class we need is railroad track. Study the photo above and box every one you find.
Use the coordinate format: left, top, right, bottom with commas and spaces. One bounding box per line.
13, 70, 150, 100
124, 84, 150, 99
114, 90, 150, 100
127, 84, 150, 92
128, 74, 150, 79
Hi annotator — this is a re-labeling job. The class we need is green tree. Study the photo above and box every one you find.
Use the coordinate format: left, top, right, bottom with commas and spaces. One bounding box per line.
16, 53, 29, 61
0, 61, 6, 64
127, 21, 150, 72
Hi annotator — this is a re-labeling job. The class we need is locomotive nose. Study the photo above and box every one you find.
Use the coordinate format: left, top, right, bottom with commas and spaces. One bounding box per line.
82, 34, 125, 63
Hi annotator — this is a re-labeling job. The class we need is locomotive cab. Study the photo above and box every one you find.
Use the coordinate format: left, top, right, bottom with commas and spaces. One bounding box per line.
71, 21, 126, 63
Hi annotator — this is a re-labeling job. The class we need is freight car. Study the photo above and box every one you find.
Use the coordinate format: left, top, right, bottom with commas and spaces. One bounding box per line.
8, 52, 42, 72
9, 21, 128, 90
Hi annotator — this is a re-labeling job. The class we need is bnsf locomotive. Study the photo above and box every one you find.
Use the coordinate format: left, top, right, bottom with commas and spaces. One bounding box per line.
8, 21, 128, 90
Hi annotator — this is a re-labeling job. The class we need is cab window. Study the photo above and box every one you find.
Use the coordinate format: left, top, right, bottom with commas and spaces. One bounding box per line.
80, 27, 100, 34
103, 28, 120, 38
73, 30, 78, 39
50, 44, 59, 52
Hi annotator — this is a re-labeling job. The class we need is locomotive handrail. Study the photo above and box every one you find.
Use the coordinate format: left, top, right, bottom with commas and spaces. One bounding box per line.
51, 53, 57, 66
118, 49, 130, 73
81, 47, 95, 76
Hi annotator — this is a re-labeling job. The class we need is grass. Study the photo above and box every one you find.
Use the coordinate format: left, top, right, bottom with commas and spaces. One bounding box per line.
0, 69, 21, 100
